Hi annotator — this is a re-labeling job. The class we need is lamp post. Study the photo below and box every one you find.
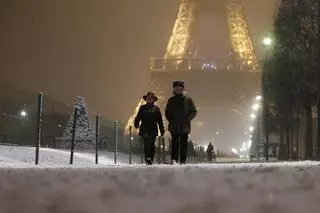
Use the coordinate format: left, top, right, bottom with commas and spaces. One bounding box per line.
253, 100, 261, 159
262, 37, 273, 161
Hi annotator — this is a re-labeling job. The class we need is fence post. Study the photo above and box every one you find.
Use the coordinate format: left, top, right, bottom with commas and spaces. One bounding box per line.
35, 92, 43, 165
53, 137, 56, 149
70, 108, 78, 164
128, 126, 132, 164
95, 115, 100, 164
114, 120, 119, 165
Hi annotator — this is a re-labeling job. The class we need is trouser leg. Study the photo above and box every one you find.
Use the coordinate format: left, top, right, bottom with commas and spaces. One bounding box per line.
143, 135, 156, 164
179, 134, 188, 164
171, 135, 179, 163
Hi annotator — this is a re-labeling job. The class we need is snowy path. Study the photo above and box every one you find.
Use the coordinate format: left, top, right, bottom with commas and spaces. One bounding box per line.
1, 162, 320, 213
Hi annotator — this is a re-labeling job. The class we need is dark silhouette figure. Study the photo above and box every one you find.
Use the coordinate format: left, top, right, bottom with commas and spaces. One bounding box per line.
187, 140, 196, 162
134, 92, 164, 165
165, 81, 197, 164
207, 143, 215, 162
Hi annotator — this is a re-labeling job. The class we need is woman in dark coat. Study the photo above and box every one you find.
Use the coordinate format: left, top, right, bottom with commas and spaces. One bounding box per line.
134, 91, 165, 165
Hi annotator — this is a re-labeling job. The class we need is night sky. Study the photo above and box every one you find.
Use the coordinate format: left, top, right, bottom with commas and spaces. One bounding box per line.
0, 0, 278, 149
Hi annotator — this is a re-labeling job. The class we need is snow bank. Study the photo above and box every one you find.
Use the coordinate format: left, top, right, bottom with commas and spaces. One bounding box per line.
1, 162, 320, 213
0, 145, 139, 167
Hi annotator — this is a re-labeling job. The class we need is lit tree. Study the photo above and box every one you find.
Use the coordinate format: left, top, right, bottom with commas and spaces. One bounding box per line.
63, 96, 95, 143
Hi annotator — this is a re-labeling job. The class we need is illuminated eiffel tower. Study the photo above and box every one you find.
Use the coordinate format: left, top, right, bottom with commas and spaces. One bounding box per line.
125, 0, 261, 137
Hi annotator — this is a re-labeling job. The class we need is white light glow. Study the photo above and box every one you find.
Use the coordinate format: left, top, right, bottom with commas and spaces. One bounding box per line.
20, 110, 27, 117
231, 148, 238, 154
252, 104, 260, 111
250, 113, 256, 119
263, 37, 272, 46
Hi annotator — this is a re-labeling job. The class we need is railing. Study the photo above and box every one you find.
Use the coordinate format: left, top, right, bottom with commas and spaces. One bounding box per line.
150, 57, 260, 72
0, 83, 219, 165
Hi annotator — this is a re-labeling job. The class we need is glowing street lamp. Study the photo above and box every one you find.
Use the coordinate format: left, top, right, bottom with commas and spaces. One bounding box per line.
249, 126, 254, 132
250, 113, 256, 119
256, 95, 262, 101
231, 148, 238, 154
263, 37, 272, 46
20, 110, 27, 117
252, 103, 260, 111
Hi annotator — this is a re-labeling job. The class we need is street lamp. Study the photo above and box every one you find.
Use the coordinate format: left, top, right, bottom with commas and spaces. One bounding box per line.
252, 103, 260, 111
20, 110, 27, 117
256, 95, 262, 101
231, 148, 238, 154
249, 126, 254, 132
250, 113, 256, 119
263, 37, 272, 47
253, 102, 262, 159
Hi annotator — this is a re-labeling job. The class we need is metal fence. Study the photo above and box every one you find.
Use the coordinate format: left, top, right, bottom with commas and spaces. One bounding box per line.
0, 83, 213, 165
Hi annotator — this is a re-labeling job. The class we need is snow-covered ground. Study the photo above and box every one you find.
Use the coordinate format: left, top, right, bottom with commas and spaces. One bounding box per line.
1, 145, 320, 212
1, 162, 320, 213
0, 145, 142, 167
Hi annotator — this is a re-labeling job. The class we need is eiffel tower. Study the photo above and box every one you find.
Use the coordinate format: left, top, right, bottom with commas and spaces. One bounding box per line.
125, 0, 261, 141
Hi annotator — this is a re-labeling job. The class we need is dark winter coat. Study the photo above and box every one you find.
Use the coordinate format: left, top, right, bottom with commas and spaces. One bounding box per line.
134, 103, 165, 137
165, 94, 197, 135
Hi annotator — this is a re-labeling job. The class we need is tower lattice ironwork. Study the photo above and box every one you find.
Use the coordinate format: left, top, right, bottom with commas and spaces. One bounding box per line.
226, 0, 259, 71
125, 0, 259, 133
165, 0, 196, 60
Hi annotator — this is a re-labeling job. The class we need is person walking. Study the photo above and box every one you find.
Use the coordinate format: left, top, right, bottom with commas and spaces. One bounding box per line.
134, 91, 165, 165
165, 80, 197, 164
207, 142, 214, 162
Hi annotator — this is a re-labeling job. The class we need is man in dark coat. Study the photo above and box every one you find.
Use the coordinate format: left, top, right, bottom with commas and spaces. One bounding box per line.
165, 81, 197, 164
134, 91, 165, 165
